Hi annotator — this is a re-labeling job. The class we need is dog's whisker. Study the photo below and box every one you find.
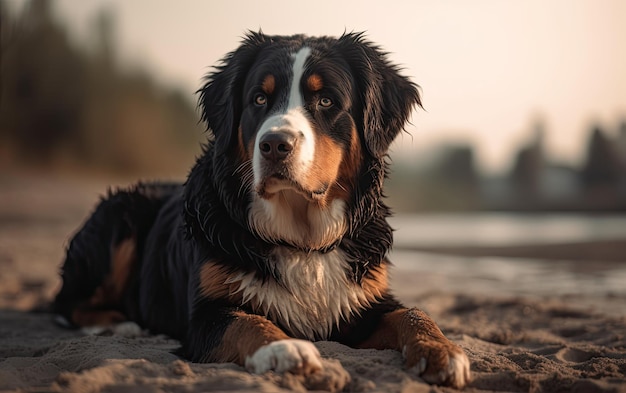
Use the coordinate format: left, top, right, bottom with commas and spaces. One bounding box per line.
335, 182, 348, 193
233, 160, 252, 176
237, 169, 254, 197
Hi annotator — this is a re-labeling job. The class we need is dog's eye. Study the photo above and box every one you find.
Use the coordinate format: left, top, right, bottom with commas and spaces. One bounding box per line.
319, 97, 333, 108
254, 93, 267, 106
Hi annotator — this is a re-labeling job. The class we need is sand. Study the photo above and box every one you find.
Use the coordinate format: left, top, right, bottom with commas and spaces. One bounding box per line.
1, 172, 626, 392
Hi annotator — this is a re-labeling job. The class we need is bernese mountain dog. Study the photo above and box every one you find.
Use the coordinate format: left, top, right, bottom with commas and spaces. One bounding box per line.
54, 32, 470, 388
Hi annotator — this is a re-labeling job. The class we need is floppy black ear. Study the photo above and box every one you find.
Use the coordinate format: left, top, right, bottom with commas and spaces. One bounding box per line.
198, 31, 270, 154
338, 32, 422, 158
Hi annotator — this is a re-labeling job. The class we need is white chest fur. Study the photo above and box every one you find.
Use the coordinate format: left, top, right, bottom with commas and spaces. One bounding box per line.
248, 196, 347, 252
226, 247, 375, 340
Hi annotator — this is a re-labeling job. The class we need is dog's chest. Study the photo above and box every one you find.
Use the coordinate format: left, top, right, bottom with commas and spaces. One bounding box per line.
229, 248, 371, 340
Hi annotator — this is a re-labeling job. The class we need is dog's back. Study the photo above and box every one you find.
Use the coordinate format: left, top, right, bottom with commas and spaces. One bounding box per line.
53, 182, 182, 332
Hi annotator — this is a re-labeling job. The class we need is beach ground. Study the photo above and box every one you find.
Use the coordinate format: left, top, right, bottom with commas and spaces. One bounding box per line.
1, 172, 625, 392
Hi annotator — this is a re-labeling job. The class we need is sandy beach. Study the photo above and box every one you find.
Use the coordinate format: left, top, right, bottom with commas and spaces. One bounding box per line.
1, 172, 625, 392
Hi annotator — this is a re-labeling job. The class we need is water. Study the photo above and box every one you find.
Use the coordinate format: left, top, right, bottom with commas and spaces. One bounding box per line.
390, 213, 626, 247
387, 214, 626, 303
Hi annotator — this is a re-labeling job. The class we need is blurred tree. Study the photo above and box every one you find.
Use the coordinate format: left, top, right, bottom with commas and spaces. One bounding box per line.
510, 120, 545, 200
0, 0, 203, 175
94, 7, 115, 66
436, 145, 478, 189
618, 121, 626, 197
0, 0, 87, 163
580, 125, 621, 189
407, 144, 481, 211
617, 121, 626, 170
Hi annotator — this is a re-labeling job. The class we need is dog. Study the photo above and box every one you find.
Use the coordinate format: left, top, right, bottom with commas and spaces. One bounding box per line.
54, 32, 470, 388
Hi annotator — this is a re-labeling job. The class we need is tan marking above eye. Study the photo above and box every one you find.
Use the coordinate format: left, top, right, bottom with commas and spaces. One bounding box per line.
307, 74, 323, 92
261, 74, 275, 95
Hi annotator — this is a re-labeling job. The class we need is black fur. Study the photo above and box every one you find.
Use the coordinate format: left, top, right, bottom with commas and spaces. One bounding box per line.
54, 32, 422, 363
54, 183, 181, 327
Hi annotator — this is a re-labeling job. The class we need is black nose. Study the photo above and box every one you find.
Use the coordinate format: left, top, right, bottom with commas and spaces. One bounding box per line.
259, 131, 296, 162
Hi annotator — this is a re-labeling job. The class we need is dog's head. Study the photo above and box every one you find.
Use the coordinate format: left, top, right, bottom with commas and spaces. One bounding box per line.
197, 32, 421, 250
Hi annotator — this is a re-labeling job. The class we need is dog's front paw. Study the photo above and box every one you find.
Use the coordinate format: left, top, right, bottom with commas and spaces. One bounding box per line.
403, 339, 471, 389
245, 339, 322, 375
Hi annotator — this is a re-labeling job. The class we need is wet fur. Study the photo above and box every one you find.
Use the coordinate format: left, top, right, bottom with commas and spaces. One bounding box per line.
54, 32, 470, 388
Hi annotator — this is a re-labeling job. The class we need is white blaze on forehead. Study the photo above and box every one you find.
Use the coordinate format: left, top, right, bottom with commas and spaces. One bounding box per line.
287, 47, 311, 109
282, 47, 314, 172
253, 46, 315, 189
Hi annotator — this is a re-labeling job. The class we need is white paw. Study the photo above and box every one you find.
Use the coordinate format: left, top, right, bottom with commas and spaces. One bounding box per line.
420, 351, 471, 389
54, 315, 72, 328
449, 352, 472, 388
112, 321, 142, 337
245, 339, 322, 375
81, 322, 142, 337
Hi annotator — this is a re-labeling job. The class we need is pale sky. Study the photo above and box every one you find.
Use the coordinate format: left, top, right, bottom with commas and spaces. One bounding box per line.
16, 0, 626, 173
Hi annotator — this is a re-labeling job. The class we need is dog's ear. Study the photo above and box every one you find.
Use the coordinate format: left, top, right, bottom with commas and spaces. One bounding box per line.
198, 31, 269, 154
338, 33, 422, 158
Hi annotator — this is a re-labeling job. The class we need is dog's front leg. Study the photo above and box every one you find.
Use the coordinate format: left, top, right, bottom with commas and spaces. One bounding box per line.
358, 307, 470, 388
182, 302, 322, 375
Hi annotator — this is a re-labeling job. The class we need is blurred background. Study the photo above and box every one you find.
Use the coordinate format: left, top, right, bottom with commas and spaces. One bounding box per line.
1, 0, 625, 210
0, 0, 625, 308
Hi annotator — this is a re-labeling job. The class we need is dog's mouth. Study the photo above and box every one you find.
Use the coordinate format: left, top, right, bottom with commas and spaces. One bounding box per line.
256, 174, 328, 202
